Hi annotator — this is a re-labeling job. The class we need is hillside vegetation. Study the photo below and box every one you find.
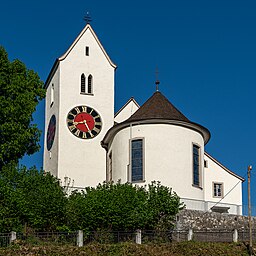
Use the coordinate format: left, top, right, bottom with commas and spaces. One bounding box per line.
0, 242, 250, 256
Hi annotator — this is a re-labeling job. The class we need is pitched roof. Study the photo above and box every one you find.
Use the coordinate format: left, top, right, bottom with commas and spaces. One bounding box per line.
204, 152, 245, 182
102, 90, 211, 148
127, 91, 190, 122
44, 24, 116, 89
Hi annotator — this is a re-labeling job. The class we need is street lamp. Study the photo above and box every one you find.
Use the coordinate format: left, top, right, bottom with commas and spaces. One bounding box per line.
248, 165, 253, 255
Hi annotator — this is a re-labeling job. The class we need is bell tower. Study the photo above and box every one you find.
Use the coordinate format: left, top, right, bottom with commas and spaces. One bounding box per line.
43, 19, 116, 188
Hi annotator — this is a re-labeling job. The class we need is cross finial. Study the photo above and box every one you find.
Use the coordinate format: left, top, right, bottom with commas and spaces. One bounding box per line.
155, 66, 160, 91
84, 12, 92, 24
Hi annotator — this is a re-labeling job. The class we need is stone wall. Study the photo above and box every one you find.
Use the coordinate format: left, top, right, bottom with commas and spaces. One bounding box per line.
176, 209, 256, 230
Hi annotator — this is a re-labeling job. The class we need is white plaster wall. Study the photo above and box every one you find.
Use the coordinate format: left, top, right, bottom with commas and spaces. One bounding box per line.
114, 99, 139, 123
43, 67, 60, 177
45, 26, 115, 188
110, 123, 205, 200
204, 154, 242, 207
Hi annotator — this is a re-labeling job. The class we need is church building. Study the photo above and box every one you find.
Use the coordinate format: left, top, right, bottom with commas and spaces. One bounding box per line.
43, 22, 244, 215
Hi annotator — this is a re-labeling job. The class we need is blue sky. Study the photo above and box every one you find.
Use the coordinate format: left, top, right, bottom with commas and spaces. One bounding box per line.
1, 1, 256, 209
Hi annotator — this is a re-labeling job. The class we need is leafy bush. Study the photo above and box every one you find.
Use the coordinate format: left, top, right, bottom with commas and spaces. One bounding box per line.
66, 181, 183, 232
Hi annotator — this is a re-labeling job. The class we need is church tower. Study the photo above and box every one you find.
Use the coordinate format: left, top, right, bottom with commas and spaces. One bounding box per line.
43, 22, 116, 188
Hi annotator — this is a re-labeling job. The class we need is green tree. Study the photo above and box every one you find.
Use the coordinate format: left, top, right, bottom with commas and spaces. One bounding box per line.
145, 181, 184, 231
0, 165, 67, 232
0, 46, 45, 169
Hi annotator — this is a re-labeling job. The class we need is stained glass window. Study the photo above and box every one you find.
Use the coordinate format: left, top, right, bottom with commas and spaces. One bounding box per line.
131, 139, 143, 182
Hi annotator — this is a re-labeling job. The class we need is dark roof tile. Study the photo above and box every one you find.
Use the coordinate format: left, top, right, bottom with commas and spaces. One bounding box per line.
127, 91, 190, 122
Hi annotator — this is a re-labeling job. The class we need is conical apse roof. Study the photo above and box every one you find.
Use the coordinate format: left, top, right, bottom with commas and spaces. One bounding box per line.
102, 90, 211, 148
127, 91, 190, 122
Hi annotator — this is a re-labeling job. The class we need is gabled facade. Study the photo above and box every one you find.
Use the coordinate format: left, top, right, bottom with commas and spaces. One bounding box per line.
44, 24, 116, 188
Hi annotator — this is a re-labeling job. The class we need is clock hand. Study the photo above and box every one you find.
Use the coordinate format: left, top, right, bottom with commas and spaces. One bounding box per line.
83, 120, 93, 136
73, 121, 84, 125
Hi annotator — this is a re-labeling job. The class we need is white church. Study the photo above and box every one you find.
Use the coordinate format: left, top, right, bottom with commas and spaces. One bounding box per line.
43, 22, 244, 215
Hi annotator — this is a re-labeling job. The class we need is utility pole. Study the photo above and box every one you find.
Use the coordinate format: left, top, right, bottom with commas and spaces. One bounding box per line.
248, 165, 253, 255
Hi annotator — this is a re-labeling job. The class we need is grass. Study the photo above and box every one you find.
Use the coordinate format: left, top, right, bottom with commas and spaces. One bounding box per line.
0, 241, 252, 256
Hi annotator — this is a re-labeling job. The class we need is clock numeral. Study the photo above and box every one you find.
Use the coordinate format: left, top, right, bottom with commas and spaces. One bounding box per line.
82, 132, 87, 139
75, 107, 81, 114
82, 106, 87, 112
69, 125, 76, 131
86, 132, 92, 138
71, 128, 77, 134
93, 127, 101, 134
94, 122, 102, 129
74, 130, 80, 136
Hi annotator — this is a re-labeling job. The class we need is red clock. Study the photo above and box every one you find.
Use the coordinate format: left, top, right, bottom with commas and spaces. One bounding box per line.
67, 106, 102, 139
47, 115, 56, 150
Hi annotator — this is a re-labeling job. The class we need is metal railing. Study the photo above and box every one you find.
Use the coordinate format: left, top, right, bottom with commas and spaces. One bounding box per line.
16, 231, 77, 245
0, 233, 11, 247
2, 229, 256, 247
84, 230, 136, 244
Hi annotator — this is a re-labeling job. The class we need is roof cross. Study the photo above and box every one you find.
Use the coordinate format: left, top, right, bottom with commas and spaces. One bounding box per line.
84, 12, 92, 24
155, 66, 160, 91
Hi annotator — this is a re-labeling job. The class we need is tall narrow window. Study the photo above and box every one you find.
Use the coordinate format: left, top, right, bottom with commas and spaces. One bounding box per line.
81, 74, 86, 93
108, 152, 112, 182
85, 46, 89, 56
50, 83, 54, 106
131, 139, 144, 182
88, 74, 93, 94
193, 144, 200, 186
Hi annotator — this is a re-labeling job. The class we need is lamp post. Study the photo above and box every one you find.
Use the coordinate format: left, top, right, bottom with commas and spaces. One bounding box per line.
248, 165, 253, 255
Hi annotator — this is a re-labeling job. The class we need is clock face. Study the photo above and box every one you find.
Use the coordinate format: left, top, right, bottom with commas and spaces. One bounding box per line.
47, 115, 56, 151
67, 106, 102, 139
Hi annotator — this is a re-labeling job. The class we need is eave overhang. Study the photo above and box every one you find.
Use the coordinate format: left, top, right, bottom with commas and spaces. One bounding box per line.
101, 118, 211, 150
205, 152, 245, 182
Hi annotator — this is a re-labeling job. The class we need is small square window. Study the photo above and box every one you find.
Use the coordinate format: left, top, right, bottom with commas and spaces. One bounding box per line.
85, 46, 89, 56
213, 183, 223, 197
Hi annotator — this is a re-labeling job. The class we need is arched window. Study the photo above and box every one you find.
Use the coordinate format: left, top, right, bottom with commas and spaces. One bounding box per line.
88, 75, 93, 94
81, 74, 86, 93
